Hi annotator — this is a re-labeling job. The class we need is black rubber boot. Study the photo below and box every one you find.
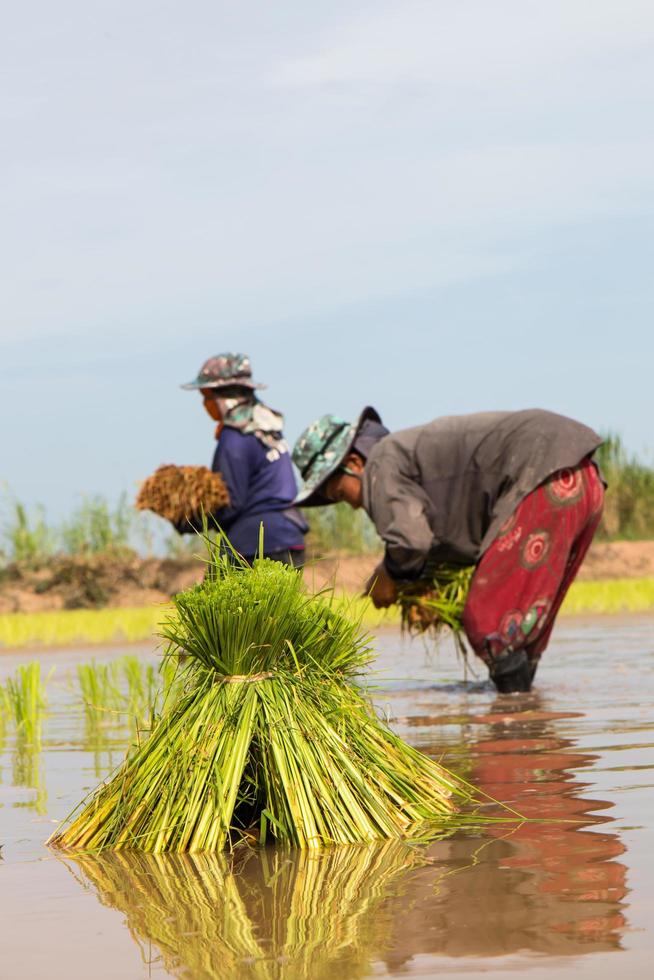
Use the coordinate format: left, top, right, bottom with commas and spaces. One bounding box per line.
489, 649, 533, 694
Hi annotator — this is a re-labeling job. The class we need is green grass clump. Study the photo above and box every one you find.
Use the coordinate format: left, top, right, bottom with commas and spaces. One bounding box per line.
49, 550, 470, 853
595, 434, 654, 539
0, 490, 154, 565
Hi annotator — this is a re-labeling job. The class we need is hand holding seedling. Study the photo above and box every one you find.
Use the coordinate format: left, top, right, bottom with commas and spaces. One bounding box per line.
364, 563, 398, 608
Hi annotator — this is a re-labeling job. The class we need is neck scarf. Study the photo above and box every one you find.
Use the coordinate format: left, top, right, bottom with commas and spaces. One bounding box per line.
215, 394, 287, 451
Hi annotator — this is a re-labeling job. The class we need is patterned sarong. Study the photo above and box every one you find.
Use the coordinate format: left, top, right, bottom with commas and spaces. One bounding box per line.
462, 458, 604, 667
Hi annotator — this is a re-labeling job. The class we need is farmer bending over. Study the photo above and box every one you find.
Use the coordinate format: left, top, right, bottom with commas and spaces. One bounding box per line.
292, 408, 604, 692
178, 352, 307, 566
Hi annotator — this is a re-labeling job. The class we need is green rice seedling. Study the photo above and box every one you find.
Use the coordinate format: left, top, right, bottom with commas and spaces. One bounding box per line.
3, 662, 48, 746
397, 564, 475, 640
0, 663, 49, 813
49, 545, 474, 853
0, 682, 9, 739
0, 606, 164, 650
76, 661, 123, 727
76, 657, 160, 739
0, 578, 651, 654
66, 841, 429, 980
156, 653, 185, 714
119, 656, 158, 727
561, 577, 654, 615
75, 657, 160, 777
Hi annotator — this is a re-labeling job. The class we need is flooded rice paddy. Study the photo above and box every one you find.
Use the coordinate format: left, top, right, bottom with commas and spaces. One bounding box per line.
1, 616, 653, 979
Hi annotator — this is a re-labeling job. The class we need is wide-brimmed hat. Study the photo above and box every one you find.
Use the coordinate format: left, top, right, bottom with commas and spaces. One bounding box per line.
292, 406, 382, 507
181, 352, 265, 391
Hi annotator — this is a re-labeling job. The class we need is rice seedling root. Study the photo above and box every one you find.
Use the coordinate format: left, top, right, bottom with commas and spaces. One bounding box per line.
398, 564, 474, 639
135, 464, 229, 524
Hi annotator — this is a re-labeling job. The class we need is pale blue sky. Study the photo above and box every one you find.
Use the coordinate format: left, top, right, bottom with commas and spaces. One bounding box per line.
2, 1, 653, 519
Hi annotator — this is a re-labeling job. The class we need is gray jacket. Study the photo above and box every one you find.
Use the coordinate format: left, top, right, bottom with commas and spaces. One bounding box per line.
362, 409, 602, 578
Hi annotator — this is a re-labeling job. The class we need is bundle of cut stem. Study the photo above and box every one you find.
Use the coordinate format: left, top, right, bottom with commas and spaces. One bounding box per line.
65, 841, 428, 980
398, 563, 475, 638
49, 545, 472, 853
135, 464, 229, 524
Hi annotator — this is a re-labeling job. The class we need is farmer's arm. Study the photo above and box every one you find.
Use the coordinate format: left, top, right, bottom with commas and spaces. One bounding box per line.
175, 429, 253, 534
364, 453, 435, 603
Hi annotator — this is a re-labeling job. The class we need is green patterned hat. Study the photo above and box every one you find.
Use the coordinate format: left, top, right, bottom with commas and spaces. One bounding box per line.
293, 407, 381, 507
181, 352, 264, 390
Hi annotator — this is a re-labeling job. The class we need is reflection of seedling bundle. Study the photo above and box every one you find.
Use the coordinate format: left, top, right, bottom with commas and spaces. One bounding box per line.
49, 550, 470, 852
67, 841, 426, 980
398, 564, 474, 640
135, 464, 229, 524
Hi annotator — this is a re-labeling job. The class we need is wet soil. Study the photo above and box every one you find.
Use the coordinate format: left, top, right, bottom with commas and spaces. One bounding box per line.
1, 540, 653, 613
1, 616, 653, 978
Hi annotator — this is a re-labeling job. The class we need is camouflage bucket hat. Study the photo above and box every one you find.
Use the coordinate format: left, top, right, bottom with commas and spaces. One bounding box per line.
293, 406, 381, 507
181, 352, 264, 390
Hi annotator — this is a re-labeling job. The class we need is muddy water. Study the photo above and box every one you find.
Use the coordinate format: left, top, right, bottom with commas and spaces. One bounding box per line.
1, 617, 653, 979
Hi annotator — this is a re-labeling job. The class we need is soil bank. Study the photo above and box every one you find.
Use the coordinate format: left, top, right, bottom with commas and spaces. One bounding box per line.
1, 540, 653, 614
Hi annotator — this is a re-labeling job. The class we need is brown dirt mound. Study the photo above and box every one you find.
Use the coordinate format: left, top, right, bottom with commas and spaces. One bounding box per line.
0, 541, 651, 614
0, 555, 202, 614
575, 540, 654, 580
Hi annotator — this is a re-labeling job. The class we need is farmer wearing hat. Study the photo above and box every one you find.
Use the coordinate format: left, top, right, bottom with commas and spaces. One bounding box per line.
293, 408, 605, 692
179, 353, 307, 565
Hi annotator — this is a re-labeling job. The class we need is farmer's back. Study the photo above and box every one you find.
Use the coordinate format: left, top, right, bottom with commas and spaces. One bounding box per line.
364, 408, 602, 567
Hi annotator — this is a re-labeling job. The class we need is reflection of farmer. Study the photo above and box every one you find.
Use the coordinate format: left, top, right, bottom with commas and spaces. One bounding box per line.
293, 408, 605, 691
179, 353, 307, 565
380, 696, 627, 962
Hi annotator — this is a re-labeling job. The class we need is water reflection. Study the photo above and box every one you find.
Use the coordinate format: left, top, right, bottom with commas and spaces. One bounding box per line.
60, 694, 628, 977
1, 712, 47, 815
65, 841, 427, 980
11, 735, 47, 813
474, 696, 628, 950
383, 693, 628, 965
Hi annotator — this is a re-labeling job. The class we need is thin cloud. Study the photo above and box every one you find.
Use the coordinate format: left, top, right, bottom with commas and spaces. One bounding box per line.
277, 0, 654, 87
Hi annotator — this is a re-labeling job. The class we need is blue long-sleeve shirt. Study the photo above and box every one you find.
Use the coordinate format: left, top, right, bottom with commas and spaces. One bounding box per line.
209, 427, 307, 556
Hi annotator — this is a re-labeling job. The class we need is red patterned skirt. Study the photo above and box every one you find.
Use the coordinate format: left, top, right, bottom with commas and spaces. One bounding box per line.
462, 458, 604, 667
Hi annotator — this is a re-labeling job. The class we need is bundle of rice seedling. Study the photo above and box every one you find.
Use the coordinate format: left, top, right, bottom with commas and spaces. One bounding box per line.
398, 563, 475, 639
49, 547, 472, 853
65, 841, 428, 980
135, 464, 229, 524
